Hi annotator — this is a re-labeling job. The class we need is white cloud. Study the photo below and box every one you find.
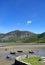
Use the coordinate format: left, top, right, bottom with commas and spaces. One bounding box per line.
27, 20, 32, 24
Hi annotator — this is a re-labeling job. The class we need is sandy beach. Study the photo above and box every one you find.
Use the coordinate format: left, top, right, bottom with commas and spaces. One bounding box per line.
0, 44, 45, 65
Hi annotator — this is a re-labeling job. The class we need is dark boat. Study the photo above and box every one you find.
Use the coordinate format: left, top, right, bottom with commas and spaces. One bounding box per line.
17, 50, 23, 53
29, 50, 34, 54
10, 52, 16, 55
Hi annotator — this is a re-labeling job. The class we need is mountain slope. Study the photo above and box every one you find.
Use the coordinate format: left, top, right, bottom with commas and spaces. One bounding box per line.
0, 30, 45, 43
2, 30, 35, 39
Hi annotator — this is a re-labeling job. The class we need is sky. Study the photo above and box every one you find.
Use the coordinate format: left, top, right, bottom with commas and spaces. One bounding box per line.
0, 0, 45, 34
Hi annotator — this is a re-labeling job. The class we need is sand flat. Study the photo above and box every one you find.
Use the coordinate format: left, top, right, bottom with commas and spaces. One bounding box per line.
0, 58, 14, 65
0, 44, 45, 65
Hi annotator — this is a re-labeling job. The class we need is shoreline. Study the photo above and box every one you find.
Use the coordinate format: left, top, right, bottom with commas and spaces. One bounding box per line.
0, 44, 45, 49
0, 44, 45, 65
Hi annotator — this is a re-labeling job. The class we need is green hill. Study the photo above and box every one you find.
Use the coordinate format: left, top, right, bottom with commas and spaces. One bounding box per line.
0, 30, 45, 43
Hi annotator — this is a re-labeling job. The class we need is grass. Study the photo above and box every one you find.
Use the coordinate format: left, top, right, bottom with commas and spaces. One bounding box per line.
22, 56, 45, 65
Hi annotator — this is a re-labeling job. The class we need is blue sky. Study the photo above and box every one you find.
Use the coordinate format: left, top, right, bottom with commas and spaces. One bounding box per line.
0, 0, 45, 33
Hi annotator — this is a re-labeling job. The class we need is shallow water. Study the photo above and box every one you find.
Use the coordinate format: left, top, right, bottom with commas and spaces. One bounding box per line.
33, 48, 45, 56
0, 48, 45, 59
0, 43, 45, 58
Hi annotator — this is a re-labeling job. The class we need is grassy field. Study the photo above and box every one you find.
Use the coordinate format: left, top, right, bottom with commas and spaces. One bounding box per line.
22, 56, 45, 65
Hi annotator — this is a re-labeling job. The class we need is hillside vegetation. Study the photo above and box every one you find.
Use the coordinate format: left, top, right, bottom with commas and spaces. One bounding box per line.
0, 30, 45, 43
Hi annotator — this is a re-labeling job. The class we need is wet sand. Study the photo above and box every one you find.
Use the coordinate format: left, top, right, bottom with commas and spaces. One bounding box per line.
0, 44, 45, 51
0, 44, 45, 65
0, 58, 14, 65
